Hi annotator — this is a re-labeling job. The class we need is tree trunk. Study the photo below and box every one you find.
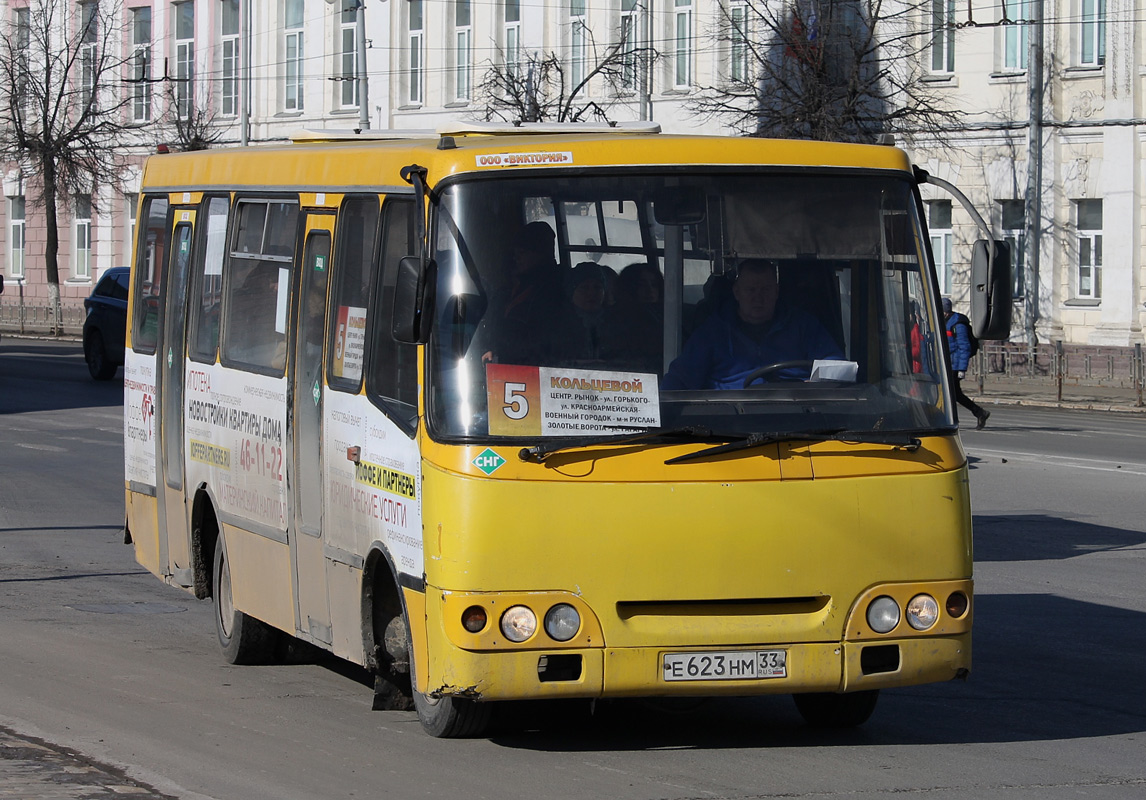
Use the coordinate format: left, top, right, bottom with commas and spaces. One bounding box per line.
42, 163, 62, 336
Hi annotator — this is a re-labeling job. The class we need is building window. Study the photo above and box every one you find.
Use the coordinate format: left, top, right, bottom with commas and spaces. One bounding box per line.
1000, 200, 1025, 298
80, 3, 98, 107
175, 2, 195, 120
75, 194, 93, 281
9, 197, 25, 280
126, 193, 139, 265
729, 0, 749, 83
408, 0, 424, 105
1079, 0, 1105, 66
674, 0, 693, 88
455, 0, 473, 101
1002, 0, 1027, 70
930, 0, 955, 74
130, 8, 152, 122
221, 0, 240, 117
1076, 199, 1102, 299
285, 0, 305, 111
928, 200, 953, 294
340, 0, 359, 108
504, 0, 521, 80
570, 0, 588, 88
620, 0, 642, 90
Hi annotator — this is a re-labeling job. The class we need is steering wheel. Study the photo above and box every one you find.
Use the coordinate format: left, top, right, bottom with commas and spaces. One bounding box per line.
742, 360, 816, 388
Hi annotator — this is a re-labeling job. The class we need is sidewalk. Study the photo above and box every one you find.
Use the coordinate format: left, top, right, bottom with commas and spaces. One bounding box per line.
967, 375, 1146, 414
0, 726, 176, 800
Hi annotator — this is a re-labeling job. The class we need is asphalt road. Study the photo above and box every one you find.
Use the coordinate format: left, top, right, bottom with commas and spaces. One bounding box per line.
2, 338, 1144, 800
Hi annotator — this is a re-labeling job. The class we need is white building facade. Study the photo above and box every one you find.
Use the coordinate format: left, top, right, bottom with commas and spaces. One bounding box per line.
0, 0, 1141, 346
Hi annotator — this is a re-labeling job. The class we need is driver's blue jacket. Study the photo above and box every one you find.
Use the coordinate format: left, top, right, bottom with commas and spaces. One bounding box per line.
663, 300, 845, 390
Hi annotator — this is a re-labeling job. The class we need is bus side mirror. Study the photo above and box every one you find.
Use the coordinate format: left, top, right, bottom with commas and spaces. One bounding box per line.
970, 239, 1012, 340
392, 256, 437, 344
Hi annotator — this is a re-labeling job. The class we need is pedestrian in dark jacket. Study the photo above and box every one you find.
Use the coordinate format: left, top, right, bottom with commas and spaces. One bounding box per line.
943, 297, 990, 429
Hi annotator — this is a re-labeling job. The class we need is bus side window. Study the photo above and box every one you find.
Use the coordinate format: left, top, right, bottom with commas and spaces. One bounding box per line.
131, 196, 170, 354
366, 198, 418, 431
188, 196, 230, 363
328, 195, 379, 392
220, 198, 299, 373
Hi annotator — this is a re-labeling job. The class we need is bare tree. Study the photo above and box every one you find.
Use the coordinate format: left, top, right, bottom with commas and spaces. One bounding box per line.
690, 0, 961, 144
474, 22, 657, 124
159, 78, 226, 152
0, 0, 140, 334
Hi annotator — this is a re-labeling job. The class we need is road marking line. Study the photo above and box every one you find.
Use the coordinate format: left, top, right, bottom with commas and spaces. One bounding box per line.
969, 447, 1146, 476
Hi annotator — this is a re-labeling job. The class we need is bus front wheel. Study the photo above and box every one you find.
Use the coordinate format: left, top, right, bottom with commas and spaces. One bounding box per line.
212, 534, 278, 665
413, 690, 493, 738
793, 690, 879, 728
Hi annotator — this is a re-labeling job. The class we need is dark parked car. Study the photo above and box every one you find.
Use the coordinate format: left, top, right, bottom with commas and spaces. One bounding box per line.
83, 267, 130, 380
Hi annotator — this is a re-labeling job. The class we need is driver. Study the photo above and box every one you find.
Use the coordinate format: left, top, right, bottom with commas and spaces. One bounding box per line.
662, 259, 844, 390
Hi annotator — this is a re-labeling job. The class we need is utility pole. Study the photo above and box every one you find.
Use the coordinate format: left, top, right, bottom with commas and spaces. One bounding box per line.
640, 0, 653, 120
241, 0, 251, 145
1023, 0, 1044, 346
356, 1, 371, 130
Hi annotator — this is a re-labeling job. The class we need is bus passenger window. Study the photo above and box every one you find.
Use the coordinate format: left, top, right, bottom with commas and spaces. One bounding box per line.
131, 196, 169, 354
221, 199, 298, 372
366, 199, 418, 429
329, 195, 379, 390
189, 196, 229, 362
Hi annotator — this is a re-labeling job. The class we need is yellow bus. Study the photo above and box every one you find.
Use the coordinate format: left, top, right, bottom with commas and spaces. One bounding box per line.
123, 123, 1010, 737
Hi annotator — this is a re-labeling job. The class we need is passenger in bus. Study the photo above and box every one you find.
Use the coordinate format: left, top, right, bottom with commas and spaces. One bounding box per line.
482, 221, 579, 366
662, 259, 843, 389
600, 262, 664, 373
566, 261, 608, 358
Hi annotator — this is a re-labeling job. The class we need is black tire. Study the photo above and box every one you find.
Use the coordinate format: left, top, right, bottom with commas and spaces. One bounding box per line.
84, 332, 117, 380
793, 690, 879, 728
212, 534, 279, 665
413, 689, 493, 738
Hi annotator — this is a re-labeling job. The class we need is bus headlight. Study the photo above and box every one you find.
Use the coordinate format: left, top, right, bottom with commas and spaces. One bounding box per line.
906, 594, 939, 630
866, 596, 900, 633
500, 605, 537, 642
544, 604, 581, 642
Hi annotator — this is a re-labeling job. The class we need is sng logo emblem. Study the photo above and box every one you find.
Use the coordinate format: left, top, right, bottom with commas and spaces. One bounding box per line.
472, 448, 505, 476
141, 393, 155, 437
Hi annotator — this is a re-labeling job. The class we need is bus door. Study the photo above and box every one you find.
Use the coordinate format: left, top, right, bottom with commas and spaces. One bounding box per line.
289, 212, 335, 643
157, 207, 196, 586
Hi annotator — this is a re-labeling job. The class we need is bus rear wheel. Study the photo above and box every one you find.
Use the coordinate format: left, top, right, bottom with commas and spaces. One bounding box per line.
413, 690, 493, 738
793, 690, 879, 728
212, 534, 278, 665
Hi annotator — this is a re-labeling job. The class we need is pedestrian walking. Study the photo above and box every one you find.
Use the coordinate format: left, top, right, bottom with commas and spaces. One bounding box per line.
943, 297, 990, 429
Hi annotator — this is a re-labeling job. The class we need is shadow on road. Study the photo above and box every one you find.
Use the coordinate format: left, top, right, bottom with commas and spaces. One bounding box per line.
0, 340, 122, 414
973, 514, 1146, 562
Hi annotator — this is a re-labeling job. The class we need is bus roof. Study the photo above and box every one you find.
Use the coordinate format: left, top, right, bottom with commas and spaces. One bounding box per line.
141, 128, 915, 193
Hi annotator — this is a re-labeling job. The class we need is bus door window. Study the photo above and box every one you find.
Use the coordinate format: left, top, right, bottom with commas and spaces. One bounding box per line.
131, 196, 170, 353
295, 228, 332, 536
366, 198, 418, 431
221, 198, 299, 373
188, 196, 230, 363
329, 195, 379, 391
162, 220, 194, 490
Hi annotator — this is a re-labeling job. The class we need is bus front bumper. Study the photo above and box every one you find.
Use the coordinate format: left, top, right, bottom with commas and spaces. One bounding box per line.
419, 634, 971, 701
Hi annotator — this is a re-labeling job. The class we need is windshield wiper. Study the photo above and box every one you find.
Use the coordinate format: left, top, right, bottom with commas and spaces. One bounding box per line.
664, 429, 922, 465
518, 425, 724, 463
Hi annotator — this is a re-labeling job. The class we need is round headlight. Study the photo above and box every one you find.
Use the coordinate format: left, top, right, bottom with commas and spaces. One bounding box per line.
544, 603, 581, 642
906, 594, 939, 630
867, 595, 900, 633
461, 605, 487, 633
500, 605, 537, 642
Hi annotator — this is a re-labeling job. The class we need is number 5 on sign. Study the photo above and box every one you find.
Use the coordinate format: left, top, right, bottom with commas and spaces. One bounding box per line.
486, 363, 542, 436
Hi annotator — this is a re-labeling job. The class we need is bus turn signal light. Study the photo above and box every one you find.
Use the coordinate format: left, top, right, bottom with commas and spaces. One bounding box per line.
461, 605, 487, 633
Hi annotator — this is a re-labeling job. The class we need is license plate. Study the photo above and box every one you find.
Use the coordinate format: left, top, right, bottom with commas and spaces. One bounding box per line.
662, 649, 787, 682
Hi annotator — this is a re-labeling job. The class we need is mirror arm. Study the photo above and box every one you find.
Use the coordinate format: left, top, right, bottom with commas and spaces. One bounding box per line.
400, 164, 430, 266
914, 167, 992, 240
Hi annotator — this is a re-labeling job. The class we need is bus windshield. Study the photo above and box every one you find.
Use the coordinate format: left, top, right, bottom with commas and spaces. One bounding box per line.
427, 170, 952, 442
